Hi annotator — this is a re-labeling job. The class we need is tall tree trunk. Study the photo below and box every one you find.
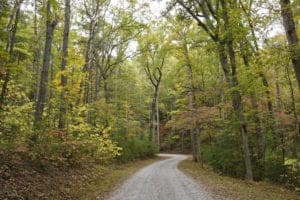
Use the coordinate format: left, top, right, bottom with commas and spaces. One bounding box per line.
32, 0, 41, 102
195, 125, 202, 165
58, 0, 71, 130
184, 42, 201, 163
156, 91, 160, 148
228, 40, 253, 181
221, 0, 253, 181
0, 0, 23, 110
217, 42, 231, 83
150, 88, 158, 143
280, 0, 300, 88
217, 27, 254, 181
95, 61, 100, 101
275, 77, 284, 110
103, 78, 109, 102
83, 19, 96, 105
34, 0, 58, 126
240, 3, 282, 174
145, 58, 163, 146
181, 131, 184, 153
240, 1, 276, 135
240, 42, 265, 180
285, 64, 300, 157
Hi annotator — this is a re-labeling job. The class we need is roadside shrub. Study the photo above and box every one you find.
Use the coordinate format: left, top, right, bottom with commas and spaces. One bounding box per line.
116, 137, 158, 163
26, 126, 121, 166
203, 136, 245, 178
0, 102, 33, 153
265, 156, 300, 187
264, 155, 286, 182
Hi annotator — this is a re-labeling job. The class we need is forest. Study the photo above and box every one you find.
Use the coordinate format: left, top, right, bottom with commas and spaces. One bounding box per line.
0, 0, 299, 199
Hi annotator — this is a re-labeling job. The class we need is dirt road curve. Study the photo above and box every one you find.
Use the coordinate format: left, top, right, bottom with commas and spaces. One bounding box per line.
108, 154, 212, 200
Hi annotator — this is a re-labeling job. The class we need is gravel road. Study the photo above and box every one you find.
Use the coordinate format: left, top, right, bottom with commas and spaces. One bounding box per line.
109, 154, 213, 200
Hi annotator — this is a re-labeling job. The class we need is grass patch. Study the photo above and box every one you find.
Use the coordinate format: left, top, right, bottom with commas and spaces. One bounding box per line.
179, 158, 300, 200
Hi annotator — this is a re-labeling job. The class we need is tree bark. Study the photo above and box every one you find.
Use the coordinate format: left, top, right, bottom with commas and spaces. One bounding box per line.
150, 87, 158, 143
240, 0, 275, 116
32, 0, 41, 102
83, 18, 97, 105
77, 0, 100, 106
144, 57, 163, 146
217, 41, 231, 83
228, 40, 253, 181
34, 0, 58, 126
280, 0, 300, 88
221, 0, 253, 181
0, 0, 23, 110
95, 60, 101, 101
240, 42, 265, 180
103, 78, 109, 102
184, 42, 202, 163
285, 64, 300, 157
275, 77, 284, 111
58, 0, 71, 130
156, 91, 160, 148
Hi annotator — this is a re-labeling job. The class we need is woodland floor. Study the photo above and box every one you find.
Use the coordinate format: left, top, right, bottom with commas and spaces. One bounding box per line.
179, 158, 300, 200
0, 154, 161, 200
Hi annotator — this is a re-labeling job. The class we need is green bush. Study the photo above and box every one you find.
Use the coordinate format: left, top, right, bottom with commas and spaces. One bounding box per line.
203, 136, 245, 178
26, 127, 121, 166
116, 137, 158, 163
264, 156, 299, 187
264, 156, 286, 182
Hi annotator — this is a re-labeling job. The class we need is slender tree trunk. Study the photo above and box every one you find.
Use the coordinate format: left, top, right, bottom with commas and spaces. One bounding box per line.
228, 40, 253, 181
149, 103, 153, 142
184, 42, 201, 163
95, 62, 100, 101
217, 42, 231, 83
80, 17, 97, 124
272, 67, 288, 165
150, 88, 158, 143
187, 73, 200, 162
181, 131, 184, 153
145, 61, 163, 145
103, 78, 109, 102
285, 64, 299, 157
32, 0, 41, 102
275, 77, 284, 110
58, 0, 71, 130
195, 125, 202, 165
240, 42, 265, 180
83, 20, 96, 105
280, 0, 300, 88
156, 91, 160, 148
5, 0, 22, 55
240, 0, 275, 117
221, 0, 253, 180
34, 0, 58, 126
218, 38, 253, 180
0, 0, 23, 109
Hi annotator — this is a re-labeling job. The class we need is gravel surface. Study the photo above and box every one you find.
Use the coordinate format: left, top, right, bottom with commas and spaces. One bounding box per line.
109, 154, 213, 200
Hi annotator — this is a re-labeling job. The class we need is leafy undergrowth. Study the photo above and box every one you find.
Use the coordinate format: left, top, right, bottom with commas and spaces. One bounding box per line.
0, 154, 162, 200
179, 158, 300, 200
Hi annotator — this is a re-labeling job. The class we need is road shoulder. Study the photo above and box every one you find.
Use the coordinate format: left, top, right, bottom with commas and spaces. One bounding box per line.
178, 158, 300, 200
